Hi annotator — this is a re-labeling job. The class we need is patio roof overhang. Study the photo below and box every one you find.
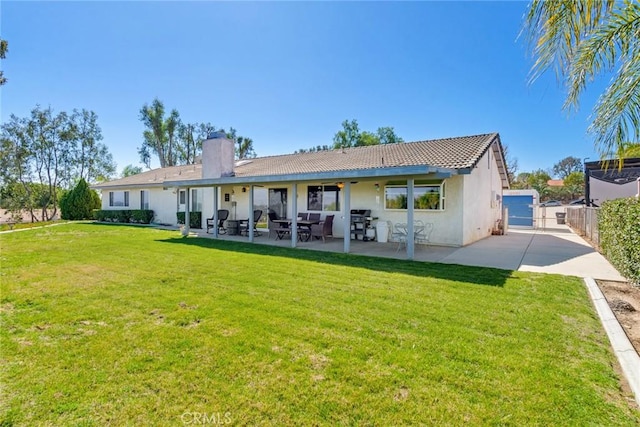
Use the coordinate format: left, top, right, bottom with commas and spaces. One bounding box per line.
164, 165, 458, 189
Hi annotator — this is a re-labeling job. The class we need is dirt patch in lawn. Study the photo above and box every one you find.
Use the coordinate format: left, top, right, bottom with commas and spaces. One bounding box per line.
597, 280, 640, 355
596, 280, 640, 408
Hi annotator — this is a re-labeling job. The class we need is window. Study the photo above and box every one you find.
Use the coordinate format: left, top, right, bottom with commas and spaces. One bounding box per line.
307, 185, 340, 211
179, 190, 186, 205
109, 191, 129, 207
140, 190, 149, 210
191, 189, 202, 212
384, 183, 445, 210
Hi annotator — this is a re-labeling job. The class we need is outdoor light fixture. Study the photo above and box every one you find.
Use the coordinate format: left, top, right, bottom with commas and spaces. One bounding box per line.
337, 182, 345, 189
374, 183, 380, 191
242, 187, 247, 193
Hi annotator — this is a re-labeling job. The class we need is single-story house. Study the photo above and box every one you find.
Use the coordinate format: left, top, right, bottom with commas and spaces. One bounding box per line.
93, 132, 510, 259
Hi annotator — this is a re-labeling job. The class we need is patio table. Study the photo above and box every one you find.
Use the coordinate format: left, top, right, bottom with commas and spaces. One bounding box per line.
272, 218, 319, 241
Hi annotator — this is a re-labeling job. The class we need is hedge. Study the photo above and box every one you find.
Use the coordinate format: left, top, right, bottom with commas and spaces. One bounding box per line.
599, 198, 640, 284
176, 211, 202, 229
93, 210, 154, 224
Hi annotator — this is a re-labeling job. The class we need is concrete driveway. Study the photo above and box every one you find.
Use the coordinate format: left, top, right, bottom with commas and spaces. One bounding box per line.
438, 224, 625, 281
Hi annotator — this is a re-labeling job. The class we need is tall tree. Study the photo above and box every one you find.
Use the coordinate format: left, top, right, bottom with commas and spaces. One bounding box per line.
236, 136, 256, 160
0, 106, 114, 221
502, 144, 519, 184
563, 171, 585, 199
376, 126, 404, 144
333, 119, 361, 149
527, 169, 553, 197
138, 98, 181, 168
177, 122, 216, 165
522, 0, 640, 158
63, 109, 115, 184
332, 119, 404, 149
0, 38, 7, 86
121, 164, 143, 177
553, 156, 582, 179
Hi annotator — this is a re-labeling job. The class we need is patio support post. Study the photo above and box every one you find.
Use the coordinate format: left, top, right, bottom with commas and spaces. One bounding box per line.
248, 185, 255, 242
291, 183, 298, 247
407, 178, 415, 260
343, 182, 351, 253
213, 186, 219, 238
184, 187, 190, 235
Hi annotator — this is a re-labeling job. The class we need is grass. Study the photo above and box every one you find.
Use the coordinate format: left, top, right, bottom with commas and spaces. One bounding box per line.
0, 220, 64, 232
1, 223, 638, 425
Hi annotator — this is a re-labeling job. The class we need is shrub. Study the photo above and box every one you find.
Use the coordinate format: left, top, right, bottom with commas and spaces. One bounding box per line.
599, 198, 640, 284
59, 178, 100, 220
131, 210, 154, 223
176, 211, 202, 229
93, 210, 154, 224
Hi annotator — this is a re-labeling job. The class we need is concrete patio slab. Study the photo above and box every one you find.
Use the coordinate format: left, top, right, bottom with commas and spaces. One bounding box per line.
193, 223, 626, 281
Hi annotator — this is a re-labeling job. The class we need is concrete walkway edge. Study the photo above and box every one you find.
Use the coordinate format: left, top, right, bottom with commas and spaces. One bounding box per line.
584, 277, 640, 406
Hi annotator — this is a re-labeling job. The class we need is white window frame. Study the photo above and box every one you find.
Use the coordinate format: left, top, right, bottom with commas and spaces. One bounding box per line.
306, 185, 341, 212
191, 188, 202, 212
384, 182, 445, 211
109, 191, 129, 207
140, 190, 149, 210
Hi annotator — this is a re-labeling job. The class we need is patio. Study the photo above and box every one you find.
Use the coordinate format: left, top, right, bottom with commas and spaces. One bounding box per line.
191, 223, 625, 281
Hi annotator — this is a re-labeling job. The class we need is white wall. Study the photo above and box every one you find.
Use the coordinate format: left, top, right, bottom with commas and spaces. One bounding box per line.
99, 161, 502, 247
100, 187, 179, 225
461, 149, 503, 245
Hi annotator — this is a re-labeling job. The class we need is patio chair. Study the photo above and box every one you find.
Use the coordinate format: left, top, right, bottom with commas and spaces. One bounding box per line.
391, 222, 408, 252
308, 213, 321, 222
298, 212, 309, 220
206, 209, 229, 234
415, 222, 434, 246
240, 209, 263, 236
268, 210, 289, 239
310, 214, 334, 242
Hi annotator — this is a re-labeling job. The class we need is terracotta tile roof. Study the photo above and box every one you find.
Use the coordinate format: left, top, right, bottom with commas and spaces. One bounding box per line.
234, 133, 499, 177
94, 163, 203, 188
547, 179, 564, 187
94, 133, 501, 188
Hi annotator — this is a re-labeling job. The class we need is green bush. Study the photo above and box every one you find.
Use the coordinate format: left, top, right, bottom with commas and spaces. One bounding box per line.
131, 210, 154, 223
599, 198, 640, 284
59, 178, 100, 220
176, 211, 202, 229
93, 210, 154, 224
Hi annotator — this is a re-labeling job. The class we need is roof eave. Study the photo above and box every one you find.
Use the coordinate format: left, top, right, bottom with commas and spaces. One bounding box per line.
165, 165, 458, 188
91, 182, 167, 191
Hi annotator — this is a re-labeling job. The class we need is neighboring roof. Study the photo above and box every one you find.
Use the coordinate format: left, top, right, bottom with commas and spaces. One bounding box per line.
94, 133, 508, 189
585, 157, 640, 184
547, 179, 564, 187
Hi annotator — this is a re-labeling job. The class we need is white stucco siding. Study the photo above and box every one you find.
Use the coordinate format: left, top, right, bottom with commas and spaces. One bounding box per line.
149, 188, 179, 225
99, 187, 178, 225
461, 150, 503, 245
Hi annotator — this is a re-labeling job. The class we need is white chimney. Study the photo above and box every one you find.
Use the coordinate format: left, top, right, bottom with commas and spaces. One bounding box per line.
202, 131, 235, 179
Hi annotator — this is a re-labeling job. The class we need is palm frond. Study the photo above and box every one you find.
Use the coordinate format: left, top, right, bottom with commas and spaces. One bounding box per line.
522, 0, 614, 84
589, 43, 640, 157
566, 0, 640, 110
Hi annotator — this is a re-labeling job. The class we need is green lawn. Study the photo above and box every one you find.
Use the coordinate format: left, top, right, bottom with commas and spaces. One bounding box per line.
1, 224, 638, 425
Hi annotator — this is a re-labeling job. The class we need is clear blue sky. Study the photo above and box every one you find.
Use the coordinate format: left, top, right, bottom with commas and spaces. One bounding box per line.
2, 1, 606, 176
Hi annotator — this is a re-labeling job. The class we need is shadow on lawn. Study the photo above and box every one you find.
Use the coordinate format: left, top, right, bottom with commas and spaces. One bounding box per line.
157, 236, 511, 287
